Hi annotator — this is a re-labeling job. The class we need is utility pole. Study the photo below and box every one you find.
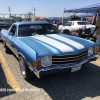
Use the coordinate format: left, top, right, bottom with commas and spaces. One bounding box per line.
32, 7, 36, 17
8, 6, 11, 18
34, 8, 36, 17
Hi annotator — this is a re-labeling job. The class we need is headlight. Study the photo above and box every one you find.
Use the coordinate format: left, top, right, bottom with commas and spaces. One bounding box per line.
41, 56, 52, 67
88, 47, 94, 56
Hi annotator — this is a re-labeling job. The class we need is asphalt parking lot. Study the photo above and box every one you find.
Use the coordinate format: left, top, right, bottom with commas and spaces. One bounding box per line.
0, 41, 100, 100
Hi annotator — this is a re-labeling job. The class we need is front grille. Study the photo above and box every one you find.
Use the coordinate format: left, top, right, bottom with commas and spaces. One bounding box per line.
52, 51, 88, 65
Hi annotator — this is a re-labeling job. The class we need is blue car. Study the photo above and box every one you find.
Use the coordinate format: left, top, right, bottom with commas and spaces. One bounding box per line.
1, 21, 99, 80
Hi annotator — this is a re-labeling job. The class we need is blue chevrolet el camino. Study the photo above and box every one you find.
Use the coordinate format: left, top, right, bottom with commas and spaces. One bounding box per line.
1, 21, 99, 80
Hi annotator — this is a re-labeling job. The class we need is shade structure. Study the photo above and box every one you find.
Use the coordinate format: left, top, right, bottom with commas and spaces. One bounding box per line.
79, 13, 95, 17
64, 0, 100, 13
48, 17, 59, 21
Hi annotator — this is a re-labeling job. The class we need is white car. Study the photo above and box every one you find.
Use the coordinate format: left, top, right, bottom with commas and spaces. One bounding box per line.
58, 21, 95, 33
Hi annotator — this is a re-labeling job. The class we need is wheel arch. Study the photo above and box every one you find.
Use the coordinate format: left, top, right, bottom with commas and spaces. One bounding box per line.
18, 52, 26, 61
18, 52, 34, 72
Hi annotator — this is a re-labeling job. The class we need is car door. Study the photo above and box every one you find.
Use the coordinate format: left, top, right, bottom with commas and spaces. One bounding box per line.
6, 25, 19, 57
63, 22, 72, 31
70, 22, 78, 30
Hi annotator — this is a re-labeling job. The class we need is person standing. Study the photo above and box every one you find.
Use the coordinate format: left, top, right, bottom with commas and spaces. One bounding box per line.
92, 14, 97, 25
93, 15, 100, 53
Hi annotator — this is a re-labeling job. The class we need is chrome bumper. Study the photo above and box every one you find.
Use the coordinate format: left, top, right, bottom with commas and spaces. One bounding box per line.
33, 54, 99, 78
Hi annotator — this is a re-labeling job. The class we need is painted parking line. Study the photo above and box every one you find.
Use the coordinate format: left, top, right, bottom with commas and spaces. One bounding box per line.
0, 51, 20, 92
95, 59, 100, 65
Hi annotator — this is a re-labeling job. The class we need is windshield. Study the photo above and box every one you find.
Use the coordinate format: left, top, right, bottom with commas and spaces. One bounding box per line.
77, 22, 91, 25
18, 24, 59, 37
65, 22, 72, 26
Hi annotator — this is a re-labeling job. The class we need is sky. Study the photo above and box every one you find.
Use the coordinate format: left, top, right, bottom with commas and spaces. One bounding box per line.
0, 0, 83, 18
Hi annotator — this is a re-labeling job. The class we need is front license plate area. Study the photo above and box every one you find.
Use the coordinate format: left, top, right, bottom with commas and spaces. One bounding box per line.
71, 66, 81, 73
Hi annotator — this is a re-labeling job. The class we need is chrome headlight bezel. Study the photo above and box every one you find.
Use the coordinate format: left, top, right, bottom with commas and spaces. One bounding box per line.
88, 47, 94, 56
41, 56, 52, 67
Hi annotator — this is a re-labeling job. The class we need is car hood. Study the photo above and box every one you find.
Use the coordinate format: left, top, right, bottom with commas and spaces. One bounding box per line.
19, 34, 96, 58
85, 24, 95, 28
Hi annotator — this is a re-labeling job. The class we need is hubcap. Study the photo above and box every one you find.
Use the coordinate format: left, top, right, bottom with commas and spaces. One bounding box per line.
20, 58, 26, 76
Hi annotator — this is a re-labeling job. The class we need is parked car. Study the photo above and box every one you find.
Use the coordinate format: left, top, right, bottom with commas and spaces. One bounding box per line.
58, 21, 95, 34
1, 21, 99, 80
0, 18, 16, 39
0, 18, 16, 31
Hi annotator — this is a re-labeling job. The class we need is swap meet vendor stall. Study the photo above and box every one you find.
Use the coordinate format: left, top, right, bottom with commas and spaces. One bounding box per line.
64, 0, 100, 52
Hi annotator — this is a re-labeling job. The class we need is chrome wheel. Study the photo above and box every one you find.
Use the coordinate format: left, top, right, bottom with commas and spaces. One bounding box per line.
19, 56, 34, 80
19, 57, 26, 76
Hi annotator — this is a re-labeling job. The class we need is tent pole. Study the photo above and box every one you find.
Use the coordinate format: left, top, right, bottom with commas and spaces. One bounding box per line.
61, 9, 65, 33
62, 8, 65, 25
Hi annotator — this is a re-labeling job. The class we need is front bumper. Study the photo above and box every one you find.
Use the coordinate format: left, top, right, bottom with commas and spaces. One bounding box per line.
33, 54, 99, 78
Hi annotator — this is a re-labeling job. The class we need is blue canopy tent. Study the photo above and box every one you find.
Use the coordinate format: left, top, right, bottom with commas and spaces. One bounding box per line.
63, 0, 100, 41
48, 17, 59, 21
64, 0, 100, 13
63, 0, 100, 25
48, 17, 62, 25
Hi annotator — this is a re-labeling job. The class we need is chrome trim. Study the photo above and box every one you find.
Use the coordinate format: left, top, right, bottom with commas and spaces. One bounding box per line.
52, 52, 87, 59
33, 54, 99, 78
6, 43, 18, 57
52, 56, 87, 62
52, 50, 88, 65
27, 62, 34, 72
52, 50, 87, 56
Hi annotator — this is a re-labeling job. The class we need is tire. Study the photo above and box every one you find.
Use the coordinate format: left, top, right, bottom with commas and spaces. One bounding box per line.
63, 29, 70, 35
3, 41, 11, 53
19, 56, 34, 80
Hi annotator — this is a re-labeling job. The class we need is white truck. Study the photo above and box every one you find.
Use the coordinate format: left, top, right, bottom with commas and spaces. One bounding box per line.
58, 21, 95, 34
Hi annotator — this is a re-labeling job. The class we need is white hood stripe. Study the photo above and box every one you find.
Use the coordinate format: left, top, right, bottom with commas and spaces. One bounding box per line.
48, 34, 85, 50
32, 35, 74, 52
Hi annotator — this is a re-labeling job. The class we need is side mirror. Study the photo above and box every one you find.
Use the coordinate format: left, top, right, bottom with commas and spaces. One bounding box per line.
8, 32, 14, 36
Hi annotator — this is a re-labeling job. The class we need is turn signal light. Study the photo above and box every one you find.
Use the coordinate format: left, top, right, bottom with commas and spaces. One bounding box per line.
95, 47, 100, 53
34, 60, 41, 68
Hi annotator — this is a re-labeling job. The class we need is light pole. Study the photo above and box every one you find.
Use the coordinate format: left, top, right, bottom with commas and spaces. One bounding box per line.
8, 6, 11, 18
32, 7, 36, 17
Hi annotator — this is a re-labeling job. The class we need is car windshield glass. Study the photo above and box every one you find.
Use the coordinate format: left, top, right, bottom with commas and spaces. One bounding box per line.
18, 24, 58, 37
65, 22, 72, 26
77, 22, 90, 25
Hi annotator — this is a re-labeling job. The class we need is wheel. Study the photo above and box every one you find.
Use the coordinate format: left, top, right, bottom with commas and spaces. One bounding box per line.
3, 41, 11, 53
63, 29, 70, 35
19, 56, 34, 80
